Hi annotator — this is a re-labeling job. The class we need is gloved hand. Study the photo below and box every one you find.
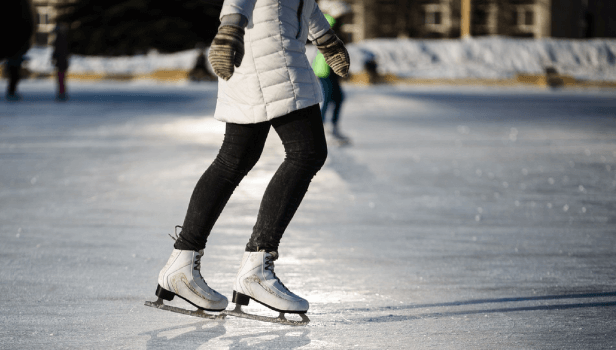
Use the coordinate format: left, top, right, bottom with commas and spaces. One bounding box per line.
315, 29, 350, 78
208, 25, 245, 81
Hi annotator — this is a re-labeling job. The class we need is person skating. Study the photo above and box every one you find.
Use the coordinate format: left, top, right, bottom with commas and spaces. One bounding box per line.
5, 51, 26, 101
189, 42, 215, 81
1, 0, 35, 60
52, 24, 70, 101
149, 0, 349, 325
2, 0, 35, 101
312, 13, 350, 145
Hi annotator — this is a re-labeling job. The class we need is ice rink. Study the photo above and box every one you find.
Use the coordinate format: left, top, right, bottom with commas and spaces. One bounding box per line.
1, 80, 615, 349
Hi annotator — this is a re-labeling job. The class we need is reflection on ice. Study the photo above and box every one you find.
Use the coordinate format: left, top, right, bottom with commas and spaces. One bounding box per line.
139, 116, 224, 142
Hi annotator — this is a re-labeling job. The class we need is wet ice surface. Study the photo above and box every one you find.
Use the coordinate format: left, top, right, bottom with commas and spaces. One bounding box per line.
1, 80, 615, 349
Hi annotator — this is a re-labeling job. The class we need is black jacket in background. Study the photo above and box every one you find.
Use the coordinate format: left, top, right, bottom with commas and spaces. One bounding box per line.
53, 29, 69, 71
1, 0, 36, 60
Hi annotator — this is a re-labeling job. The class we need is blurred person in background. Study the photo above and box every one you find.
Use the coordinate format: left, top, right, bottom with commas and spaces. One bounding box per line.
154, 0, 349, 318
312, 13, 349, 145
52, 23, 70, 101
5, 52, 27, 101
2, 0, 35, 101
189, 42, 214, 81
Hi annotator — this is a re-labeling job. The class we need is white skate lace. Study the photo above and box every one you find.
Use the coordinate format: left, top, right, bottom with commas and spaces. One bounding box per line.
169, 226, 208, 284
167, 226, 210, 289
168, 225, 182, 241
195, 250, 203, 270
193, 250, 210, 286
264, 252, 291, 292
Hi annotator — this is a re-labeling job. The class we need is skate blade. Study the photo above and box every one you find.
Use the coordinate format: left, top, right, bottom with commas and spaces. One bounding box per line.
144, 298, 226, 320
222, 305, 310, 326
327, 136, 351, 147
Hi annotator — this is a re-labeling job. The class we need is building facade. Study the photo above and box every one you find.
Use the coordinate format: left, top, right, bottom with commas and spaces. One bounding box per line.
327, 0, 616, 42
30, 0, 616, 46
551, 0, 616, 38
32, 0, 65, 45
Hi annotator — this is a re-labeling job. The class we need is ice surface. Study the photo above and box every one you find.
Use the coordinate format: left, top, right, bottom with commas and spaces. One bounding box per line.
1, 81, 615, 349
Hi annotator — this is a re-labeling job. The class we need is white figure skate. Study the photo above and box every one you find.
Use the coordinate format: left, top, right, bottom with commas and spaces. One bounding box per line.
223, 251, 310, 326
145, 249, 228, 319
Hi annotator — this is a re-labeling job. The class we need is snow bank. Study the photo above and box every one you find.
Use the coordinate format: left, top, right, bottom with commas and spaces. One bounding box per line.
25, 47, 202, 75
348, 37, 616, 82
23, 37, 616, 81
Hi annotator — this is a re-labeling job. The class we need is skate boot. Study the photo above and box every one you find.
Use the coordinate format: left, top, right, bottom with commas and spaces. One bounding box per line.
154, 249, 228, 312
233, 251, 309, 313
330, 125, 351, 145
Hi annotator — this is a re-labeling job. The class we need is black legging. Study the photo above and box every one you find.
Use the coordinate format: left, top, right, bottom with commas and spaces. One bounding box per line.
174, 104, 327, 253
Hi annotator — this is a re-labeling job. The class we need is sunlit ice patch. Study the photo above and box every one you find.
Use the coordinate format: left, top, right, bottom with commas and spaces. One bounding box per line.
139, 116, 225, 144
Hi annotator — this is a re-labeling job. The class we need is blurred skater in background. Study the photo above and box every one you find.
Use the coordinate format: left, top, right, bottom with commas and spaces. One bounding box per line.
52, 24, 70, 101
5, 52, 27, 101
2, 0, 35, 101
313, 13, 350, 145
189, 42, 215, 82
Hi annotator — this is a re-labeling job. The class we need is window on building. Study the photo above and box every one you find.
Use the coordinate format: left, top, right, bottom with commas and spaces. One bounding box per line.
424, 9, 442, 25
524, 10, 534, 26
433, 11, 442, 25
38, 13, 49, 25
514, 9, 522, 26
421, 4, 450, 34
475, 9, 488, 26
472, 4, 498, 36
511, 4, 541, 38
514, 6, 535, 31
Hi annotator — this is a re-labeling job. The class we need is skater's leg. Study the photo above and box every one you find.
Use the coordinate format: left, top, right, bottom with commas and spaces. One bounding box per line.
319, 77, 333, 123
7, 66, 19, 96
320, 99, 329, 124
245, 104, 327, 252
157, 122, 269, 311
174, 121, 270, 251
58, 71, 66, 95
330, 77, 344, 127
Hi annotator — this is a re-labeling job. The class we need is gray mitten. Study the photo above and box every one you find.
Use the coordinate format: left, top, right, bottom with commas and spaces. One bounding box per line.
315, 29, 350, 78
208, 25, 245, 80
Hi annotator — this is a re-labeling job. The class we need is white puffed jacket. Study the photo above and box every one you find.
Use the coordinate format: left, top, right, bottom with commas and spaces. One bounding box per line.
214, 0, 331, 124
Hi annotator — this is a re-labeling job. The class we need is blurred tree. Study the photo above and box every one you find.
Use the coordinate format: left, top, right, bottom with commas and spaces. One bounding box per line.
56, 0, 222, 56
